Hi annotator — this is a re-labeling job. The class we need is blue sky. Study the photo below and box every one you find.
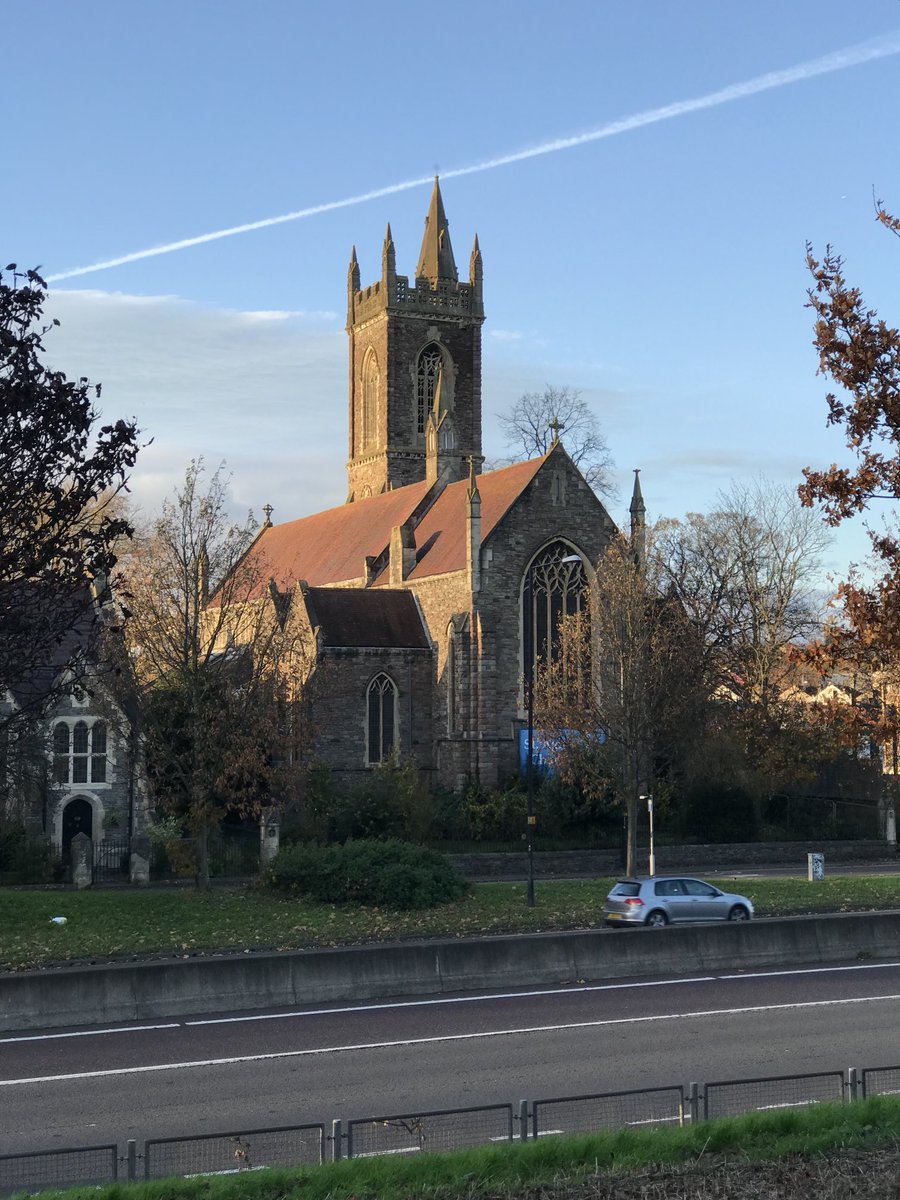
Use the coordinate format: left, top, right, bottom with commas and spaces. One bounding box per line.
8, 1, 900, 579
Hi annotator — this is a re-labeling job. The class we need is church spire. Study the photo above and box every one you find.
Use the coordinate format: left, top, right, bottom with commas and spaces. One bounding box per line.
382, 223, 395, 280
416, 177, 458, 285
630, 469, 646, 565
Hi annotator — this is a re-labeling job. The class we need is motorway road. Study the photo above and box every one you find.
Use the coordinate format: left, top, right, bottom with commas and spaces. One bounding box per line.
2, 959, 900, 1154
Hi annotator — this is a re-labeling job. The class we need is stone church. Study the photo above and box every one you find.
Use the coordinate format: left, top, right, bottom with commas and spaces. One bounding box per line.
233, 180, 640, 789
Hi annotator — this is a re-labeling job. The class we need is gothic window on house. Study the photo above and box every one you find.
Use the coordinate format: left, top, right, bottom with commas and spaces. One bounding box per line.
367, 673, 398, 764
522, 542, 588, 676
52, 719, 108, 784
362, 349, 379, 449
416, 344, 443, 434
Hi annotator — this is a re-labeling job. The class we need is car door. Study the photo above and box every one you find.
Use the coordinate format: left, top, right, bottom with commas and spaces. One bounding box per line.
652, 878, 688, 920
681, 878, 726, 920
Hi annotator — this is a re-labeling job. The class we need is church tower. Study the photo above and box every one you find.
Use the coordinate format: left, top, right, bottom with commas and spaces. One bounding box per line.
346, 179, 485, 500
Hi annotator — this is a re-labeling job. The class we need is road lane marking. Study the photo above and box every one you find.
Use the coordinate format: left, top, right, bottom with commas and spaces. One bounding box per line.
6, 961, 900, 1043
3, 992, 899, 1087
185, 961, 900, 1028
719, 963, 900, 980
185, 977, 717, 1026
0, 1023, 179, 1045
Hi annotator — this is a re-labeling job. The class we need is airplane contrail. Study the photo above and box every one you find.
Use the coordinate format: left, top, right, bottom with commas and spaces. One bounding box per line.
47, 32, 900, 284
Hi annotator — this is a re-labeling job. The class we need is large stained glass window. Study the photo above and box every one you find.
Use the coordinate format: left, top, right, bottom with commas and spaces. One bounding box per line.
522, 541, 587, 676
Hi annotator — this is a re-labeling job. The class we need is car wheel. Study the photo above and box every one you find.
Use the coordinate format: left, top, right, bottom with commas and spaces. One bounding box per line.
645, 909, 668, 928
728, 905, 750, 922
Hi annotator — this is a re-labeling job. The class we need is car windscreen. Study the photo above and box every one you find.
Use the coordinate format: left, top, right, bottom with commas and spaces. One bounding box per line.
609, 882, 640, 897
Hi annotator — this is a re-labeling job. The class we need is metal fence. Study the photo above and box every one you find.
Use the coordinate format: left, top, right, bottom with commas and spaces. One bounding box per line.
703, 1070, 846, 1120
861, 1064, 900, 1099
94, 837, 131, 881
532, 1085, 685, 1138
0, 1144, 117, 1197
345, 1104, 513, 1159
2, 1063, 898, 1194
145, 1124, 325, 1178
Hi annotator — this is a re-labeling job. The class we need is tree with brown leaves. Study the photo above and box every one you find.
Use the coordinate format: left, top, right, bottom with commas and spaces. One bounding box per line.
121, 461, 310, 886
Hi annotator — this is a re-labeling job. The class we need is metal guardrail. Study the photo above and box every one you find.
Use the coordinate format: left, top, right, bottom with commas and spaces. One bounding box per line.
861, 1064, 900, 1099
144, 1124, 325, 1179
531, 1086, 685, 1138
2, 1063, 899, 1194
0, 1143, 118, 1196
703, 1070, 846, 1120
345, 1103, 513, 1159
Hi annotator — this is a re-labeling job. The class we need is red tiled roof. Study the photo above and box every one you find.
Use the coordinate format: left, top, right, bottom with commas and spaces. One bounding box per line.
402, 456, 548, 581
231, 481, 432, 595
228, 456, 548, 597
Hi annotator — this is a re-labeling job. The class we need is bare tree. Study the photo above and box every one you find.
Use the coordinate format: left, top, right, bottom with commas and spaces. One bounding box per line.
534, 532, 705, 874
121, 461, 309, 886
498, 385, 615, 498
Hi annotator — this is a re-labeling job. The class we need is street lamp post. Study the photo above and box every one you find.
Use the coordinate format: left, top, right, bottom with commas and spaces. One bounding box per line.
641, 793, 655, 876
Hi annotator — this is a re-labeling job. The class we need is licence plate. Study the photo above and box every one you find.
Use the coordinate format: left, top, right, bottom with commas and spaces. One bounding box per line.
607, 912, 622, 920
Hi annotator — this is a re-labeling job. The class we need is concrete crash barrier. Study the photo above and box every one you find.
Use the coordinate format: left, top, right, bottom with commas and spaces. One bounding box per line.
2, 911, 900, 1032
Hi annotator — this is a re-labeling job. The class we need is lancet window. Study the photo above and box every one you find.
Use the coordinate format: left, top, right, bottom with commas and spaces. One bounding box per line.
366, 673, 398, 764
416, 344, 443, 434
362, 349, 380, 448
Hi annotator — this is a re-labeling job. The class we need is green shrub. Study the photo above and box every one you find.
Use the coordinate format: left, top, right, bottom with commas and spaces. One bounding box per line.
266, 838, 469, 909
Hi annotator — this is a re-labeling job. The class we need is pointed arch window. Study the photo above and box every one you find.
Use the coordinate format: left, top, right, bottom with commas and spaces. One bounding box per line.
362, 349, 380, 449
522, 542, 588, 676
416, 344, 443, 435
367, 673, 398, 764
446, 623, 457, 734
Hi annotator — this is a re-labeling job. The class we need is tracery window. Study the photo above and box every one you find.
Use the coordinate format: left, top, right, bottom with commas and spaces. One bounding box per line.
522, 542, 587, 677
362, 349, 379, 448
53, 719, 108, 784
367, 673, 398, 764
416, 343, 443, 434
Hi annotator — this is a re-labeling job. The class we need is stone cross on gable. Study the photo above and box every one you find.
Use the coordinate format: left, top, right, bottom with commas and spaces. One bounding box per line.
548, 416, 564, 447
262, 504, 274, 527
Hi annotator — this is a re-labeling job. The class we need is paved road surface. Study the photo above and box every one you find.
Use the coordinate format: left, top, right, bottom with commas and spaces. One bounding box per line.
2, 958, 899, 1155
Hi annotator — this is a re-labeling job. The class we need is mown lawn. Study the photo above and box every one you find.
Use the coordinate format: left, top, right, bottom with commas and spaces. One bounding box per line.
1, 873, 898, 971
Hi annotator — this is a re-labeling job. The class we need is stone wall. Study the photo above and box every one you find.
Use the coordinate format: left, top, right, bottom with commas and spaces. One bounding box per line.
448, 839, 895, 879
311, 645, 434, 785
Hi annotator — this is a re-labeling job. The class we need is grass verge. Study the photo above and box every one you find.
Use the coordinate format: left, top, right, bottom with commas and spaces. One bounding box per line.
11, 1097, 900, 1200
1, 874, 898, 971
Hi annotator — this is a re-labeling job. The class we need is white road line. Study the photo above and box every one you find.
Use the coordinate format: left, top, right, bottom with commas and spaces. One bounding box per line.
8, 961, 900, 1044
185, 977, 717, 1026
3, 993, 899, 1088
0, 1023, 179, 1045
719, 963, 900, 980
185, 961, 900, 1028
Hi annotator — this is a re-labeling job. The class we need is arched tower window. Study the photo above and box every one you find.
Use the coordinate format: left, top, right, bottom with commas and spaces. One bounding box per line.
416, 343, 444, 435
522, 542, 588, 677
362, 349, 380, 448
367, 673, 398, 765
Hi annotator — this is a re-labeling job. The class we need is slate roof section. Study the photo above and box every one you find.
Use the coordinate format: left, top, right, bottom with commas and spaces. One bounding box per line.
305, 587, 429, 649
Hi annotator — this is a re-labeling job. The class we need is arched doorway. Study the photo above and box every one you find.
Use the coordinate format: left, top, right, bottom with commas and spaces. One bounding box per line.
62, 796, 93, 860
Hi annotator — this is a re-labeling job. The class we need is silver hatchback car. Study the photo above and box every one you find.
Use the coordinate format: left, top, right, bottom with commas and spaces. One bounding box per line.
603, 876, 754, 927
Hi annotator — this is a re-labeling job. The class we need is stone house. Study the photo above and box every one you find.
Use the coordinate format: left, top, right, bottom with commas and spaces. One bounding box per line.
222, 180, 640, 790
1, 589, 148, 860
